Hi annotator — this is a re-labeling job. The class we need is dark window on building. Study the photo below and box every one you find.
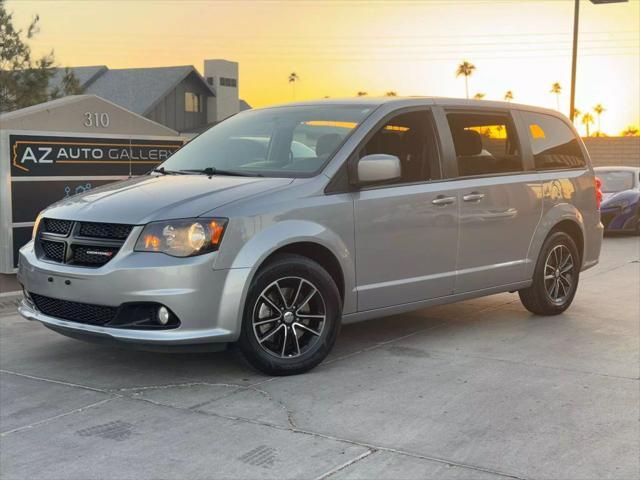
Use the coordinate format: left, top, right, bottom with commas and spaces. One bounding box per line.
206, 77, 214, 86
220, 77, 237, 87
446, 112, 523, 177
521, 111, 586, 170
185, 92, 201, 113
358, 110, 438, 185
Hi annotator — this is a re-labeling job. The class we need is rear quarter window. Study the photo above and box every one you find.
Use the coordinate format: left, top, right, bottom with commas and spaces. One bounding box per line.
446, 112, 523, 177
521, 111, 586, 171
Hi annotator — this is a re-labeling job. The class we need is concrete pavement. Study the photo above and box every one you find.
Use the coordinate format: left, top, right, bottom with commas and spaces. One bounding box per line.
1, 236, 638, 479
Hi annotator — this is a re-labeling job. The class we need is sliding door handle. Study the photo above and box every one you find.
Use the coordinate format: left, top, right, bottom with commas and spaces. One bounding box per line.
432, 195, 456, 206
462, 192, 485, 202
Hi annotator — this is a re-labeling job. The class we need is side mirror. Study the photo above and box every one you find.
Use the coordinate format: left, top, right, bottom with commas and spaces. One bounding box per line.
356, 154, 401, 184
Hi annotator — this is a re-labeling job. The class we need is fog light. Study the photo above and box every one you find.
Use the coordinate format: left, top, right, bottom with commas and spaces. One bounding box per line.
156, 306, 170, 325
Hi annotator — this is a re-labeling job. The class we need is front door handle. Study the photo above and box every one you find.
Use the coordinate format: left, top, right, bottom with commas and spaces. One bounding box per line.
432, 195, 456, 206
462, 192, 485, 202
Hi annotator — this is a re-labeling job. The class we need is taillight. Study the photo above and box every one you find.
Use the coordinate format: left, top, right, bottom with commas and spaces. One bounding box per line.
594, 176, 603, 209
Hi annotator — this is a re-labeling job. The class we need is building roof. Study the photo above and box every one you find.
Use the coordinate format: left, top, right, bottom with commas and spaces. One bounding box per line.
86, 66, 215, 115
48, 65, 107, 92
46, 64, 252, 119
47, 65, 216, 116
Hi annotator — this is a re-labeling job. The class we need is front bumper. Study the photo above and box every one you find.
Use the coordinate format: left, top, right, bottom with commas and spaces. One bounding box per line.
17, 238, 251, 346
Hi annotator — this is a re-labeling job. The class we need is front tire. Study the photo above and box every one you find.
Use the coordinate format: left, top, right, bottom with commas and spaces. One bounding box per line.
519, 231, 580, 316
238, 254, 341, 376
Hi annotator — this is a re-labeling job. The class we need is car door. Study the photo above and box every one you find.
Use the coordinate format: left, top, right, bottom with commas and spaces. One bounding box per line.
351, 108, 459, 311
436, 107, 542, 293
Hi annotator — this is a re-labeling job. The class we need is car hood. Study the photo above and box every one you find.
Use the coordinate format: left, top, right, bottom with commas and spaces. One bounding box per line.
42, 174, 294, 224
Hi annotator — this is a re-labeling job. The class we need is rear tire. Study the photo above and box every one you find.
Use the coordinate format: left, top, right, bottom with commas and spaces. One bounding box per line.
238, 254, 341, 376
519, 231, 580, 316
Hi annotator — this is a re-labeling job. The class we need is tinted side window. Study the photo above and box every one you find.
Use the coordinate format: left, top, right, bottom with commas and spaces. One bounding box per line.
359, 110, 438, 185
446, 112, 523, 177
521, 111, 586, 170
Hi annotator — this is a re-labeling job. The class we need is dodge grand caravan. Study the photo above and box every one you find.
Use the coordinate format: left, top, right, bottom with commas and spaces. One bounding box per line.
18, 98, 603, 375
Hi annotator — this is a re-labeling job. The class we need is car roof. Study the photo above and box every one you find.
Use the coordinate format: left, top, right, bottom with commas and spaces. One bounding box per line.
262, 96, 567, 119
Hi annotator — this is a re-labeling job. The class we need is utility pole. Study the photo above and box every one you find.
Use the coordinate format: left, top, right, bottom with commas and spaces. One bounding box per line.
569, 0, 580, 122
571, 0, 628, 121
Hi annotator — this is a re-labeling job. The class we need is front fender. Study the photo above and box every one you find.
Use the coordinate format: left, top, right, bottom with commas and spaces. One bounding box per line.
219, 219, 357, 321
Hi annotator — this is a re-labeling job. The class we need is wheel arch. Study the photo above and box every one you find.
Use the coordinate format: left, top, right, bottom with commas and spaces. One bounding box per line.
258, 242, 346, 307
549, 219, 584, 264
226, 219, 356, 318
527, 204, 587, 278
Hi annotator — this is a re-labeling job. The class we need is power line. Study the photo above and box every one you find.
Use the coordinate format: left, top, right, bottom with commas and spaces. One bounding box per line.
50, 30, 637, 40
30, 37, 638, 50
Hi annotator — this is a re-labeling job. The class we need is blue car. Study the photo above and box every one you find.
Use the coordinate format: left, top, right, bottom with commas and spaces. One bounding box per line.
595, 166, 640, 234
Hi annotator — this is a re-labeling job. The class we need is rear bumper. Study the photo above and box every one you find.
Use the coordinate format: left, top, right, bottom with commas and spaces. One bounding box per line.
17, 239, 252, 345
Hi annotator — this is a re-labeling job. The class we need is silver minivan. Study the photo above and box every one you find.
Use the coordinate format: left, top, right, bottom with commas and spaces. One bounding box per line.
18, 98, 603, 375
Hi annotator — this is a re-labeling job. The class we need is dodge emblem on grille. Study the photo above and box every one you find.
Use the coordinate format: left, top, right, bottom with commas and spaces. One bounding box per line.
86, 250, 114, 257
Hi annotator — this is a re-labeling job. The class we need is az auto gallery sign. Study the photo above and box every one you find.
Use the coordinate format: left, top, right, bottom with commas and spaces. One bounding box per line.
10, 134, 183, 176
2, 133, 183, 272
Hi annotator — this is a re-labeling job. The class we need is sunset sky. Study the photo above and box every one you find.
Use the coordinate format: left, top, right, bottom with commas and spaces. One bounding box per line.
8, 0, 640, 135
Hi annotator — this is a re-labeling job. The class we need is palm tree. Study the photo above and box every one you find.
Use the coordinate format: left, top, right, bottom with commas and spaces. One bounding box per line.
473, 93, 485, 100
550, 82, 562, 111
593, 104, 605, 136
288, 72, 300, 100
356, 91, 368, 97
504, 90, 514, 102
581, 112, 594, 137
621, 125, 639, 136
384, 91, 397, 97
573, 108, 582, 126
455, 61, 476, 99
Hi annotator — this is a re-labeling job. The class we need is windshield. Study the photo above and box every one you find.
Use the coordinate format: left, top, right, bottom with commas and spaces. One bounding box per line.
159, 105, 374, 177
598, 171, 635, 193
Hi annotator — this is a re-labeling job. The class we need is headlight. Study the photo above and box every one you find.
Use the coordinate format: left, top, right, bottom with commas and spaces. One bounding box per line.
32, 213, 43, 239
134, 218, 227, 257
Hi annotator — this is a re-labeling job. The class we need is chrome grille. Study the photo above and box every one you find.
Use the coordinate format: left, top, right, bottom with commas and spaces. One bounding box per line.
37, 219, 134, 268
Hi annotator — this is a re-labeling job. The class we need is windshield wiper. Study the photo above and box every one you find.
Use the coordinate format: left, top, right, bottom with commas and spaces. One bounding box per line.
152, 167, 185, 175
179, 167, 263, 177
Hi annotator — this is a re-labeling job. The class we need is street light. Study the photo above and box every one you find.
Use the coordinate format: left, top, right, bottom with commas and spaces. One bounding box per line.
569, 0, 628, 122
